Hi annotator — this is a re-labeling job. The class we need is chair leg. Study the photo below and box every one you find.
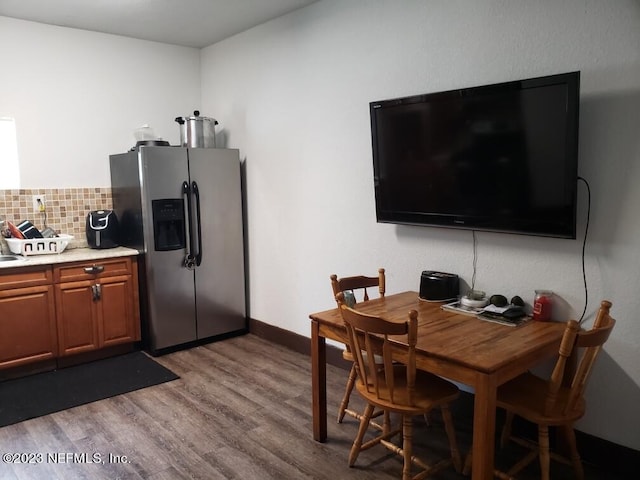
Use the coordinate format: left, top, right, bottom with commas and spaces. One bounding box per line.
402, 414, 413, 480
501, 411, 514, 448
441, 405, 462, 473
349, 403, 375, 467
338, 363, 357, 423
561, 424, 584, 480
383, 410, 392, 434
462, 449, 472, 476
538, 425, 551, 480
423, 411, 431, 426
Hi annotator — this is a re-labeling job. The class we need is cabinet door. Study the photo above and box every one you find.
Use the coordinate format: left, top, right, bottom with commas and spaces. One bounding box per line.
0, 285, 57, 369
53, 257, 140, 357
55, 280, 99, 356
98, 275, 137, 347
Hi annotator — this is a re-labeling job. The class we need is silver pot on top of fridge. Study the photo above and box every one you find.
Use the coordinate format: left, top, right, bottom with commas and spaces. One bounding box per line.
175, 110, 218, 148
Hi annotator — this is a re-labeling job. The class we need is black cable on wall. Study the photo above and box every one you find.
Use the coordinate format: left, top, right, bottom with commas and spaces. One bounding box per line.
577, 176, 592, 324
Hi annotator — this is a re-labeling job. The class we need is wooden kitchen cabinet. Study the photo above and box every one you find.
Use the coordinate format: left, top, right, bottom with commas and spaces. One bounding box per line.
54, 257, 140, 356
0, 266, 58, 369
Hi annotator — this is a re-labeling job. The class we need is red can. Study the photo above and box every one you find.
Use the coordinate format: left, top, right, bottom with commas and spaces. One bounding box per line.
533, 290, 553, 321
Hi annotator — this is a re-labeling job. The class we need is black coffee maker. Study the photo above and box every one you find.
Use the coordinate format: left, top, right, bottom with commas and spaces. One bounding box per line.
86, 210, 119, 249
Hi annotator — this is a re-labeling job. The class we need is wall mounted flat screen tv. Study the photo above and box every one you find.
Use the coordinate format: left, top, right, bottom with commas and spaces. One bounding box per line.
370, 71, 580, 238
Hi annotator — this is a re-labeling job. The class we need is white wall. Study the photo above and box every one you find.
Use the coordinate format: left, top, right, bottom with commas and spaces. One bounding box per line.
1, 0, 638, 452
201, 0, 640, 450
0, 17, 200, 188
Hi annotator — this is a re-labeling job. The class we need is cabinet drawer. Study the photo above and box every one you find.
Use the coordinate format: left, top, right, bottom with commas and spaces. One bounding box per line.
0, 265, 53, 291
54, 257, 132, 283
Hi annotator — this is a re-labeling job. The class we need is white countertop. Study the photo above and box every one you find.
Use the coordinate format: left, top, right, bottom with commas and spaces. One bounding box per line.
0, 246, 140, 269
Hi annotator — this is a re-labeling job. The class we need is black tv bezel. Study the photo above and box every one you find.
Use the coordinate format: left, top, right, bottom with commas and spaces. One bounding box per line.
370, 71, 580, 239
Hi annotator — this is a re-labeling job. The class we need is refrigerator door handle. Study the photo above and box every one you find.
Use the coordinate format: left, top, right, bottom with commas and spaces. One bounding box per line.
192, 180, 203, 266
182, 180, 196, 270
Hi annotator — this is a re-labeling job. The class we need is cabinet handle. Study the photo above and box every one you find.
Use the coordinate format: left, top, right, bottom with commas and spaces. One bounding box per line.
91, 284, 102, 301
84, 265, 105, 274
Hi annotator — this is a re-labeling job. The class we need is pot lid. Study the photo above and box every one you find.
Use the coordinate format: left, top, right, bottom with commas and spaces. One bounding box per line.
176, 110, 218, 124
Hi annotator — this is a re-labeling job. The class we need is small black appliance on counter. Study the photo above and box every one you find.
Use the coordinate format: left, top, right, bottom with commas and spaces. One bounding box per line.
86, 210, 119, 249
419, 271, 459, 302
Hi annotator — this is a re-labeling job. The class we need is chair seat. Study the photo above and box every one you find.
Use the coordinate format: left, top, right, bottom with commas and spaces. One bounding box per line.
356, 366, 459, 415
497, 372, 585, 425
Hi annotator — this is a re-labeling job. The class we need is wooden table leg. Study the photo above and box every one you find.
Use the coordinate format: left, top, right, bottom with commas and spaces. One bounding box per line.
472, 373, 498, 480
311, 319, 327, 442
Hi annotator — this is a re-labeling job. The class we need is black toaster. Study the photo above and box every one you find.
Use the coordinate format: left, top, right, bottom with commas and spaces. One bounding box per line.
419, 271, 459, 302
86, 210, 119, 249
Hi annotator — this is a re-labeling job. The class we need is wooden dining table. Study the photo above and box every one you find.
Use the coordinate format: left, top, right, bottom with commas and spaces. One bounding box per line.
309, 291, 567, 480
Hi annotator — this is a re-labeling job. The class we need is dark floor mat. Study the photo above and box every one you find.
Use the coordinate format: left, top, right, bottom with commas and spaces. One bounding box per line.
0, 351, 179, 427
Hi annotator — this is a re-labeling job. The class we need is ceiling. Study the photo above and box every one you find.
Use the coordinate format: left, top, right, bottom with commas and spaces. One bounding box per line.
0, 0, 319, 48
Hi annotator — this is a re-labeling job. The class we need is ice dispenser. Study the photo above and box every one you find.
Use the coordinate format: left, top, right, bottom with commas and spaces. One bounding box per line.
152, 199, 186, 251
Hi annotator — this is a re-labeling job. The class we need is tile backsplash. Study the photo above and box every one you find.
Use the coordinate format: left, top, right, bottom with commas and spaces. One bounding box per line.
0, 188, 112, 251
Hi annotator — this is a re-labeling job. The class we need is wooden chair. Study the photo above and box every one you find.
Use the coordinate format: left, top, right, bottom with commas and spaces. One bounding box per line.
464, 300, 616, 480
330, 268, 386, 424
337, 293, 462, 479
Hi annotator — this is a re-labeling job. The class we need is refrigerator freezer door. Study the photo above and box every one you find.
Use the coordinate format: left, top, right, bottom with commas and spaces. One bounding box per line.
188, 148, 246, 338
140, 147, 197, 350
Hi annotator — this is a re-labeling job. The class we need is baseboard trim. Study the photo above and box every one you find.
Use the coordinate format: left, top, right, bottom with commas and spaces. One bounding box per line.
576, 430, 638, 476
248, 317, 350, 369
249, 316, 638, 476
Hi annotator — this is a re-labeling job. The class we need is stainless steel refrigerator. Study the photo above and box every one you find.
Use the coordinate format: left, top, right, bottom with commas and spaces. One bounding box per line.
109, 146, 246, 354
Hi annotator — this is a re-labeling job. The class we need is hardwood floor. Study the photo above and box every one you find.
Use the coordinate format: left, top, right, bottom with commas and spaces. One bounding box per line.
0, 334, 624, 479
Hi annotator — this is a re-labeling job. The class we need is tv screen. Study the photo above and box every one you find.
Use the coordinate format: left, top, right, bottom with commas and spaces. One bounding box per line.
370, 71, 580, 238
